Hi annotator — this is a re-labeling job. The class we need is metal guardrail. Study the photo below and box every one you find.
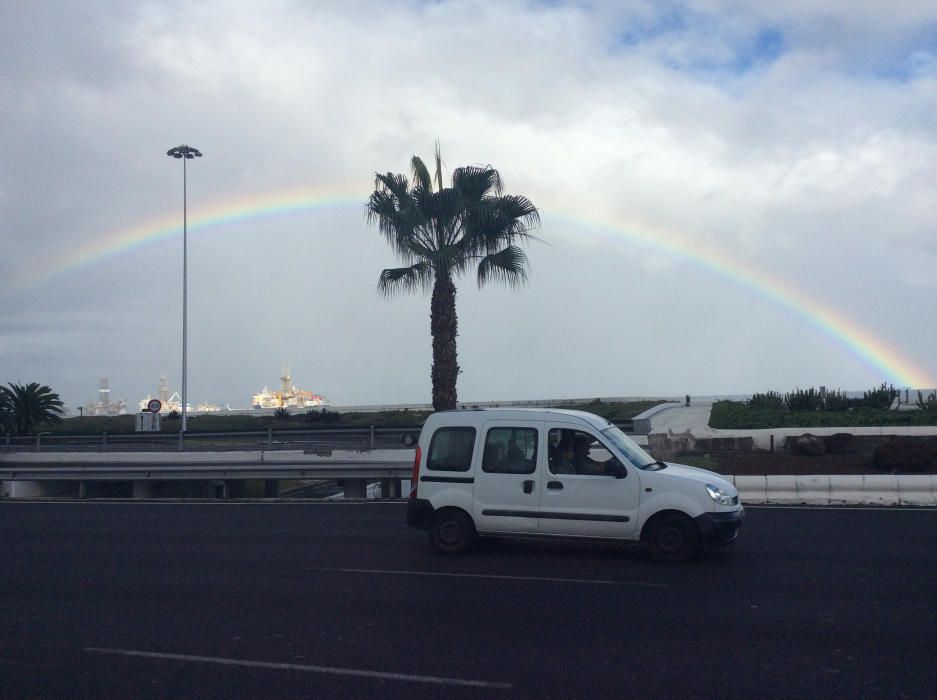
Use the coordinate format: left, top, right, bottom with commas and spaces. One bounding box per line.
1, 426, 425, 453
0, 460, 411, 482
0, 449, 414, 499
1, 421, 636, 453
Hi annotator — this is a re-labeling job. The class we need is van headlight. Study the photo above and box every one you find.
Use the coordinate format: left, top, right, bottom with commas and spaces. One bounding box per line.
705, 483, 737, 506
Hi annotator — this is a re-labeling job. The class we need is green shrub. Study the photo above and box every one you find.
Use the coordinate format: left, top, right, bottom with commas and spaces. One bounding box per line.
784, 388, 823, 411
862, 383, 898, 410
749, 392, 784, 410
782, 386, 850, 411
710, 400, 937, 429
917, 391, 937, 410
823, 389, 850, 411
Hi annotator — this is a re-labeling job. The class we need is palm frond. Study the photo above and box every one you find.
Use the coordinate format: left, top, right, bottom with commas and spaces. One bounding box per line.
434, 139, 445, 192
423, 188, 465, 229
491, 194, 540, 230
476, 246, 529, 289
460, 194, 540, 257
377, 262, 434, 297
452, 166, 502, 203
372, 172, 410, 202
411, 156, 432, 193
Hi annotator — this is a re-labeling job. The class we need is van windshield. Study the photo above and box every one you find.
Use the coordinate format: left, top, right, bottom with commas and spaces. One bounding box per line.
600, 426, 664, 470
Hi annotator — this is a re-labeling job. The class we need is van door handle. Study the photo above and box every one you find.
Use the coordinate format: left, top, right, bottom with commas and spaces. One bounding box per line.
547, 481, 563, 490
522, 480, 534, 494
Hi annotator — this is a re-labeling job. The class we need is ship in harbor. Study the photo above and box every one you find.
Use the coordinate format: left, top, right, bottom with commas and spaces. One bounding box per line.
252, 363, 329, 410
85, 378, 129, 417
138, 376, 187, 413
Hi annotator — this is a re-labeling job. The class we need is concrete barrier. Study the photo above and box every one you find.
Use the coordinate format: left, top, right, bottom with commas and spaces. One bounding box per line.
828, 476, 865, 505
725, 474, 936, 506
795, 475, 830, 505
897, 475, 937, 507
764, 475, 798, 504
861, 475, 900, 506
731, 475, 766, 504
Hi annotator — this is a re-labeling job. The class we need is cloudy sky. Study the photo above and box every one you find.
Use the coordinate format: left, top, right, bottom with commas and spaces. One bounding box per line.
2, 0, 936, 412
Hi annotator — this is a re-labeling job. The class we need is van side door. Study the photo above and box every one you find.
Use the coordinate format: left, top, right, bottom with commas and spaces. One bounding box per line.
538, 424, 640, 539
471, 420, 543, 535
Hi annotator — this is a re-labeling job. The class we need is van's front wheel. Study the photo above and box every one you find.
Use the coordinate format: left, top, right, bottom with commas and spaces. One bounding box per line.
645, 513, 700, 563
429, 508, 475, 555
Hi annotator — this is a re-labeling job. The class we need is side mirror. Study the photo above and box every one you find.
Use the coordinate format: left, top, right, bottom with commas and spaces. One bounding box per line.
607, 458, 627, 479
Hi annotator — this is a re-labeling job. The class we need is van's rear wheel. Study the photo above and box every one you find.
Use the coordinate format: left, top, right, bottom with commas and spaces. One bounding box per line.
429, 509, 475, 555
645, 514, 700, 563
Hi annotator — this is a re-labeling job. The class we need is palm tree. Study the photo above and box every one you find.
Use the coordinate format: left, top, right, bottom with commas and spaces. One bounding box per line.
367, 145, 540, 410
1, 382, 64, 436
0, 386, 13, 436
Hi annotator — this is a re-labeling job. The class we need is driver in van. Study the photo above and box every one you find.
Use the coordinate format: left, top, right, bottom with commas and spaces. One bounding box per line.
551, 437, 576, 474
573, 434, 610, 474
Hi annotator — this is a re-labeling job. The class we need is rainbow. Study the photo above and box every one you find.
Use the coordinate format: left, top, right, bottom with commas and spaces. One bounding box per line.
9, 187, 935, 388
13, 185, 365, 291
548, 210, 934, 388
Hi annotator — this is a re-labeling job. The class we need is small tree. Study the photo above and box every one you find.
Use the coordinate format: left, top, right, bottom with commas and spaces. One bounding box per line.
1, 382, 64, 436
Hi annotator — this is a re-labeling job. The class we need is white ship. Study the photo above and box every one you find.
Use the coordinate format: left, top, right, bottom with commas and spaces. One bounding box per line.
85, 378, 128, 416
252, 363, 329, 410
138, 376, 188, 413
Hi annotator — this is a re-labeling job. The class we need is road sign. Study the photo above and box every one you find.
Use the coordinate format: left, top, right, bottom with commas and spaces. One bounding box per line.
147, 399, 162, 413
136, 412, 161, 432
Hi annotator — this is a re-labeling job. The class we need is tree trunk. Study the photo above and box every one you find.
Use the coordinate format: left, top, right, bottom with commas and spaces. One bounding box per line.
430, 274, 459, 411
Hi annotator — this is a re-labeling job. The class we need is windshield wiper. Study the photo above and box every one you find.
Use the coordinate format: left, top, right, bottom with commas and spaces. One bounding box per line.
639, 460, 668, 470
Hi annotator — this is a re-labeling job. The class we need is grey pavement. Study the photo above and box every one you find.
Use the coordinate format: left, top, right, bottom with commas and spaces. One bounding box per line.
1, 501, 935, 698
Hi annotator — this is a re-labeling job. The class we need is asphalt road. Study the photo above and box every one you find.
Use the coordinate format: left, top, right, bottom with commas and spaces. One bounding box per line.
1, 502, 934, 699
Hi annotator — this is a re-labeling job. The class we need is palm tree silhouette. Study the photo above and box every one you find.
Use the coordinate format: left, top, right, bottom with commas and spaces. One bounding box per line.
367, 144, 540, 410
1, 382, 64, 435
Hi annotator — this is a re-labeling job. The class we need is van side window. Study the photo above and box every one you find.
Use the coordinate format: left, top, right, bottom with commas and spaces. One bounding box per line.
549, 428, 614, 475
426, 427, 476, 472
482, 427, 537, 474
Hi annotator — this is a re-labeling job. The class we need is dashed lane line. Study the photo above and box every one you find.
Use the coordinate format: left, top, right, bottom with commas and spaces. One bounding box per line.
306, 566, 670, 587
84, 647, 512, 690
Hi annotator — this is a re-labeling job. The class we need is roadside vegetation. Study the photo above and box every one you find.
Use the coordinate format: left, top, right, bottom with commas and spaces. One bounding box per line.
710, 384, 937, 429
41, 399, 664, 435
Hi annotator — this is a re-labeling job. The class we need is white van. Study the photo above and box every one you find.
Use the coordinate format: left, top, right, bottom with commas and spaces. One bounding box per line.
406, 408, 743, 562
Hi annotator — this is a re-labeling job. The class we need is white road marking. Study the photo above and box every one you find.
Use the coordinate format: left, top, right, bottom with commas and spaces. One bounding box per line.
307, 566, 670, 587
84, 647, 511, 689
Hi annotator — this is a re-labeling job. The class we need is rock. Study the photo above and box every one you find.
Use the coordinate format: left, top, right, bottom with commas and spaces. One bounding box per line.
790, 433, 825, 457
824, 433, 855, 454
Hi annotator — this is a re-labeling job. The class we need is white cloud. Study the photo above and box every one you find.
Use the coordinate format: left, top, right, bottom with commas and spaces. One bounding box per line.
1, 0, 936, 410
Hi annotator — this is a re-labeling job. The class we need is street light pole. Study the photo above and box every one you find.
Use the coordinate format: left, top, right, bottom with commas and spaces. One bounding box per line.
166, 144, 202, 433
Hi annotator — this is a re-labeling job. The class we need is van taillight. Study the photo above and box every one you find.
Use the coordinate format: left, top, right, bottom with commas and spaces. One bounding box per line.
409, 445, 421, 499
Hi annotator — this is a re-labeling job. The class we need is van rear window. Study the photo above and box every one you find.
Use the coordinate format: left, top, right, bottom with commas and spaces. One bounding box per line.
483, 427, 538, 474
426, 427, 476, 472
